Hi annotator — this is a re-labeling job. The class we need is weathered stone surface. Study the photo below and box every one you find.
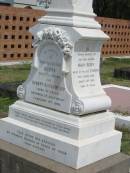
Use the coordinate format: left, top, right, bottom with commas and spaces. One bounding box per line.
9, 101, 116, 139
38, 0, 101, 28
0, 100, 122, 169
15, 0, 111, 115
0, 142, 129, 173
19, 25, 111, 115
0, 0, 122, 169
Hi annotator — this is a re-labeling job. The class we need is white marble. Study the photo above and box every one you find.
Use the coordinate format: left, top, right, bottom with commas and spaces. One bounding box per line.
15, 0, 111, 115
0, 99, 122, 169
15, 0, 110, 116
24, 39, 72, 113
38, 0, 101, 29
9, 101, 115, 140
0, 0, 122, 169
0, 116, 122, 169
18, 25, 111, 115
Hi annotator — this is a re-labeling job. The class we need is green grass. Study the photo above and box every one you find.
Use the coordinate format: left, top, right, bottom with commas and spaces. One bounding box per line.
0, 97, 17, 115
120, 128, 130, 155
0, 64, 31, 115
101, 57, 130, 87
0, 64, 30, 83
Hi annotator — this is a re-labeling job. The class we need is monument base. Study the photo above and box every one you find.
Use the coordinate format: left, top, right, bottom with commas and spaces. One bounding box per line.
0, 101, 122, 169
0, 140, 129, 173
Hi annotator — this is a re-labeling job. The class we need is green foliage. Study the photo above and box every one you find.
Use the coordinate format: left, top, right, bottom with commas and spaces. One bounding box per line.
0, 64, 30, 83
117, 128, 130, 155
0, 97, 16, 114
0, 64, 30, 114
101, 58, 130, 87
93, 0, 130, 19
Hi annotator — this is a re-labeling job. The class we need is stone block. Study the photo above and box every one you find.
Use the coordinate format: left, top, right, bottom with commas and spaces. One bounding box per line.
0, 143, 129, 173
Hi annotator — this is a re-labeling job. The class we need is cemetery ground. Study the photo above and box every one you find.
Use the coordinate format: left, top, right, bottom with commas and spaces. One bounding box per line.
0, 57, 130, 155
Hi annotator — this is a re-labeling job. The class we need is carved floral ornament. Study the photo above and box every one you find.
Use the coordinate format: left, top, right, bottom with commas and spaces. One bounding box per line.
33, 27, 73, 74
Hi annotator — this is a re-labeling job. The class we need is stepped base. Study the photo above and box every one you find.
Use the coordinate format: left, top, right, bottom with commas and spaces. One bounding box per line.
0, 144, 129, 173
0, 101, 122, 169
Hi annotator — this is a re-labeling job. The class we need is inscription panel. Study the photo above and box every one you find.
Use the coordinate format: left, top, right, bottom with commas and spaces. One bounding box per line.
10, 109, 77, 138
0, 122, 76, 167
25, 41, 71, 113
72, 41, 103, 97
5, 129, 65, 156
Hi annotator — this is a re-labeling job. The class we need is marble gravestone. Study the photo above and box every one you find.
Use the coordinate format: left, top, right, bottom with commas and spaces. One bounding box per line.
0, 0, 122, 169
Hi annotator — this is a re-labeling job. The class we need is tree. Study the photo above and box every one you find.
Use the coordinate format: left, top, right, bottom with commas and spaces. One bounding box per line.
93, 0, 130, 19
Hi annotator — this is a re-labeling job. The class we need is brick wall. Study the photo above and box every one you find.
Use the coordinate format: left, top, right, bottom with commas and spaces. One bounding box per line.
0, 6, 44, 61
97, 17, 130, 57
0, 6, 130, 62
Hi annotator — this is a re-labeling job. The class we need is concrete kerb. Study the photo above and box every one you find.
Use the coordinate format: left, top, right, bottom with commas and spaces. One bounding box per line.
113, 113, 130, 130
0, 60, 32, 66
103, 84, 130, 130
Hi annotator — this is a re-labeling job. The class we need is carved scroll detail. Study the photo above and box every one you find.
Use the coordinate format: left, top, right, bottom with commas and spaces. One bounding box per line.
71, 100, 84, 115
17, 85, 25, 100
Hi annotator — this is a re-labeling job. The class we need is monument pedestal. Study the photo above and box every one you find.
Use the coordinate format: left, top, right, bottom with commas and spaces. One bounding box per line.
0, 101, 121, 169
0, 0, 123, 169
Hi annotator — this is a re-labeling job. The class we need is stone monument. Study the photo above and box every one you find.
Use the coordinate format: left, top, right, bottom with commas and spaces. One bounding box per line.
0, 0, 122, 169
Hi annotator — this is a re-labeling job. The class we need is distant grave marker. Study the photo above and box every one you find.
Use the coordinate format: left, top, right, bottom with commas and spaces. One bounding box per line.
114, 67, 130, 80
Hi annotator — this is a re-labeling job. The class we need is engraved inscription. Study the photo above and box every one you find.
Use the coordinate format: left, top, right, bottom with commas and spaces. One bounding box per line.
73, 52, 99, 88
13, 110, 71, 135
28, 43, 64, 106
72, 41, 102, 97
25, 42, 72, 113
6, 129, 67, 156
25, 27, 72, 113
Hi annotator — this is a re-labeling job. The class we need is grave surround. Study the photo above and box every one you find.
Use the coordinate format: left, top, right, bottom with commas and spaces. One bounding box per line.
0, 0, 122, 169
